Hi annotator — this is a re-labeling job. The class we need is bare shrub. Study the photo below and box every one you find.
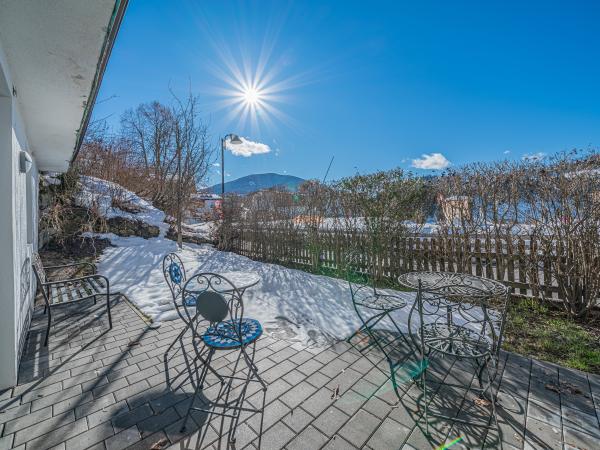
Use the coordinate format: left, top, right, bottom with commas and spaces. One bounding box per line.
39, 168, 108, 254
336, 169, 432, 281
521, 151, 600, 317
435, 151, 600, 318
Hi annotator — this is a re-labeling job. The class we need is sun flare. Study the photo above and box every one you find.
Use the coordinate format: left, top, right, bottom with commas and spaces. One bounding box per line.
242, 86, 262, 106
204, 27, 320, 134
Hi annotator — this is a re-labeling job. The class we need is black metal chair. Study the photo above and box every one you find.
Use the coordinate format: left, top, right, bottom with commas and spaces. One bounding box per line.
345, 249, 411, 398
32, 252, 112, 346
400, 271, 509, 438
162, 253, 194, 354
162, 253, 225, 389
179, 272, 267, 441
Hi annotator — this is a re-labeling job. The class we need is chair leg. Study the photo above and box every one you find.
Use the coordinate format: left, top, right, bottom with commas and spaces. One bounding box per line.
421, 360, 429, 435
106, 292, 112, 329
44, 308, 51, 347
164, 322, 192, 388
240, 341, 267, 391
389, 361, 401, 400
180, 349, 214, 432
190, 338, 226, 385
346, 311, 387, 344
485, 360, 502, 450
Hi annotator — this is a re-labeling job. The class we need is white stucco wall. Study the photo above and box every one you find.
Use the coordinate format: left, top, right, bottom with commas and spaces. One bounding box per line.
0, 38, 38, 389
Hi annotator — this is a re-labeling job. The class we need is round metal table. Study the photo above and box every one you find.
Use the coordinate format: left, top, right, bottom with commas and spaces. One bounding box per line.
397, 271, 507, 297
185, 271, 261, 295
216, 271, 261, 293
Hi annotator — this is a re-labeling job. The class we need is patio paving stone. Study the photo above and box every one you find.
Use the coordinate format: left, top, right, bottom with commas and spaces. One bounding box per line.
0, 295, 597, 449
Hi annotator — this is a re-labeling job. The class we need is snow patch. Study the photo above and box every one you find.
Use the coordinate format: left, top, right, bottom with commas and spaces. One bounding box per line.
76, 176, 168, 236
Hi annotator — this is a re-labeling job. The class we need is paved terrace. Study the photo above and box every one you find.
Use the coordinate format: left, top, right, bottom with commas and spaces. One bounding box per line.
0, 297, 599, 450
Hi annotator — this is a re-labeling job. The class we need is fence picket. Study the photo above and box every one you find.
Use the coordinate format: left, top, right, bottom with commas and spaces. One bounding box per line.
229, 227, 560, 300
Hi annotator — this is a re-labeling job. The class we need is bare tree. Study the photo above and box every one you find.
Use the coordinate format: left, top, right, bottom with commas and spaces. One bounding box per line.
120, 101, 175, 205
170, 92, 214, 248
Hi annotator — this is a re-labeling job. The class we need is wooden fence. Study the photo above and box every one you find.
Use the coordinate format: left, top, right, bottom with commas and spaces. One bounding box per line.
228, 227, 560, 300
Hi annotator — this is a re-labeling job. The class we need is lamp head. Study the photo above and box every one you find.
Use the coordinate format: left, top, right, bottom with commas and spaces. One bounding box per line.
228, 134, 242, 144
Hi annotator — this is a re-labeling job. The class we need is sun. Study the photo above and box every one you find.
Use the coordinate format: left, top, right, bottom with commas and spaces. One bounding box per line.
203, 28, 319, 134
242, 86, 262, 107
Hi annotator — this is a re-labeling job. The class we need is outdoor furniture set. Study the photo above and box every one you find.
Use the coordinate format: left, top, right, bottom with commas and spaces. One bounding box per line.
32, 247, 509, 443
161, 253, 266, 439
346, 253, 509, 439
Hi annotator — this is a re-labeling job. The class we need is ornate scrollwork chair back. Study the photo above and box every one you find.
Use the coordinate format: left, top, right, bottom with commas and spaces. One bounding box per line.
182, 273, 248, 347
162, 253, 194, 324
344, 248, 373, 300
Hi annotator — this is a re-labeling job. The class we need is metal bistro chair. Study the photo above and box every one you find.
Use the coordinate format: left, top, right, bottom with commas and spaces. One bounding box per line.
400, 271, 509, 436
345, 249, 411, 398
163, 253, 195, 355
162, 253, 224, 389
179, 272, 267, 438
32, 252, 112, 346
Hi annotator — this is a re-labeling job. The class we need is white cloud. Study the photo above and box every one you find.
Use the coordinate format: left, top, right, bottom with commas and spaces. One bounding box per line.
226, 137, 271, 157
411, 153, 451, 170
212, 162, 220, 167
503, 150, 511, 155
522, 152, 546, 161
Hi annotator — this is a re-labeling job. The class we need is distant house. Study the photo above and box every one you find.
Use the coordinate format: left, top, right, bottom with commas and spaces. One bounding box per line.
187, 192, 223, 222
192, 192, 223, 212
438, 194, 471, 223
0, 0, 127, 388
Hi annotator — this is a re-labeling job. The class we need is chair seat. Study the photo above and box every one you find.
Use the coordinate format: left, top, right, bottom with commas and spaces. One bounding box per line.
203, 318, 262, 349
355, 293, 406, 311
183, 294, 197, 307
49, 278, 107, 305
420, 323, 491, 358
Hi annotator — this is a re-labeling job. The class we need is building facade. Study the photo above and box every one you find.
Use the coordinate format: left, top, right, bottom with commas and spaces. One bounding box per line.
0, 0, 127, 389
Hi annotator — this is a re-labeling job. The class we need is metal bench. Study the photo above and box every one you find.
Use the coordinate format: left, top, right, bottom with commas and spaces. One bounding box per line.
32, 252, 112, 346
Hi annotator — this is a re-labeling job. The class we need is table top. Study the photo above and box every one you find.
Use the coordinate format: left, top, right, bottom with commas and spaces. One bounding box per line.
216, 271, 261, 290
185, 271, 261, 293
397, 271, 507, 297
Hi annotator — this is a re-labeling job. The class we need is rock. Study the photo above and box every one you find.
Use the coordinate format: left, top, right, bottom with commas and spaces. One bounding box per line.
166, 225, 216, 245
105, 217, 160, 239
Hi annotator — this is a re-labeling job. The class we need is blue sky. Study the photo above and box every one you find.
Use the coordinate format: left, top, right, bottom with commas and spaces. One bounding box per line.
93, 0, 600, 185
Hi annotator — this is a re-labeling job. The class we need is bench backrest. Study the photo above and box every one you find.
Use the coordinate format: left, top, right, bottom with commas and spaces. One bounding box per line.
32, 252, 46, 284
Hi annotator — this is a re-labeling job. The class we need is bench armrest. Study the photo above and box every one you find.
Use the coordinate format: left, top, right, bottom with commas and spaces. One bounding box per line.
40, 274, 109, 287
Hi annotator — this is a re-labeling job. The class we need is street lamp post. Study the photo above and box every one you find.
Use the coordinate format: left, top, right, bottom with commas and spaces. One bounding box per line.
220, 134, 242, 198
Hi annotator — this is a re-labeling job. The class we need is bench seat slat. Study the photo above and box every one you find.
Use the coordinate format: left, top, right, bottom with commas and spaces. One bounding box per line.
86, 278, 104, 293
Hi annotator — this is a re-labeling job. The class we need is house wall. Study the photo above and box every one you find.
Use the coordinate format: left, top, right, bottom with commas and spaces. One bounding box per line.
0, 40, 38, 389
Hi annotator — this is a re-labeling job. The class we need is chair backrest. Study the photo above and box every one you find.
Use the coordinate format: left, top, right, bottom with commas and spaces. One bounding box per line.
183, 273, 245, 341
344, 248, 376, 301
163, 253, 186, 296
162, 253, 189, 322
32, 252, 46, 284
408, 272, 509, 359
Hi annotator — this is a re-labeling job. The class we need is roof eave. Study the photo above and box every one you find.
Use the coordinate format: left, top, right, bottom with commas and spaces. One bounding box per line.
70, 0, 129, 166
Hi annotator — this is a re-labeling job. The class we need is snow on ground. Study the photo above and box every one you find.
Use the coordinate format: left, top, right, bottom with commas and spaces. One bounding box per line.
77, 176, 168, 234
184, 221, 218, 240
89, 230, 416, 346
80, 177, 493, 347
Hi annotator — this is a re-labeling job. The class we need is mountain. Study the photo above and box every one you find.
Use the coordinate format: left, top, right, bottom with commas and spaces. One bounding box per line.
209, 173, 305, 195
